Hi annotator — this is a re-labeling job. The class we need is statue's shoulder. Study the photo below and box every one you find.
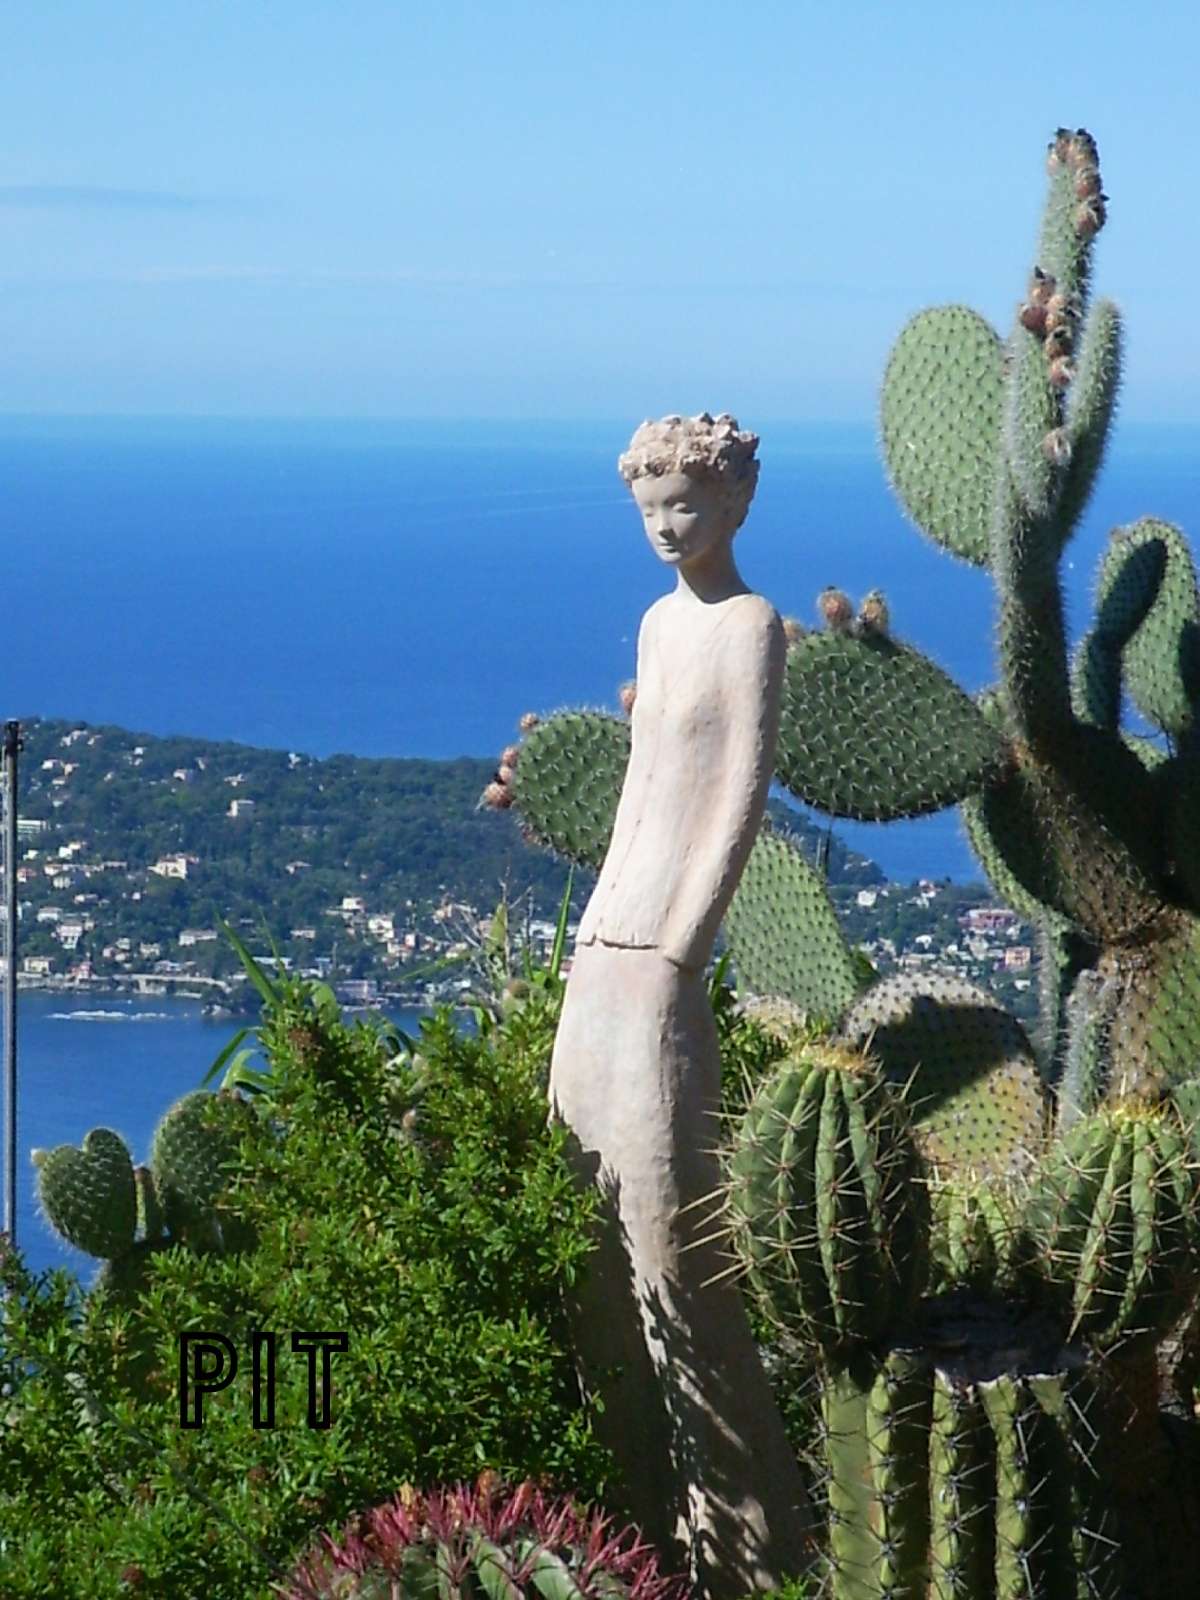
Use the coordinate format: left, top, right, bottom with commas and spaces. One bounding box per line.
721, 591, 784, 648
727, 590, 782, 627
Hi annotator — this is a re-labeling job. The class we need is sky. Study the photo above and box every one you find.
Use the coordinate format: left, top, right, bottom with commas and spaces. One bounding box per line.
2, 3, 1199, 421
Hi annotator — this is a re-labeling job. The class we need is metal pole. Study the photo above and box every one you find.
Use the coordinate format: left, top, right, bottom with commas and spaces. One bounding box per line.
3, 720, 20, 1249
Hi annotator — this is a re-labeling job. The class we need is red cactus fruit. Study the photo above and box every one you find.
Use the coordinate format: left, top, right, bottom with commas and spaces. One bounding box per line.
482, 781, 513, 810
500, 745, 521, 768
618, 680, 637, 715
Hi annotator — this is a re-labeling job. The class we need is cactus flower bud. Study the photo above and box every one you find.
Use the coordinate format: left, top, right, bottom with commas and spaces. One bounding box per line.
1044, 292, 1075, 333
857, 590, 890, 635
500, 744, 520, 768
817, 587, 854, 632
518, 712, 539, 733
1049, 356, 1075, 390
781, 616, 805, 648
1028, 267, 1056, 306
497, 764, 515, 785
1073, 167, 1102, 200
1049, 128, 1074, 171
1044, 324, 1073, 360
618, 680, 637, 715
481, 781, 512, 810
1074, 196, 1106, 238
1069, 128, 1099, 168
1041, 428, 1072, 465
1018, 301, 1048, 337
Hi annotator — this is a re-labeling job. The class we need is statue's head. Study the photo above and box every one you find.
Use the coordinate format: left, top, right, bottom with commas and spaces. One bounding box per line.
617, 413, 760, 537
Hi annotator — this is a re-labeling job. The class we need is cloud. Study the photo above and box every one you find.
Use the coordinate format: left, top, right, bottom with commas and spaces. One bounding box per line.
0, 184, 207, 210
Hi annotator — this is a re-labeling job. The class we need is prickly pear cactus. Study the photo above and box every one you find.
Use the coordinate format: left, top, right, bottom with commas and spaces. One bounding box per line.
31, 1127, 137, 1262
491, 127, 1200, 1600
32, 1087, 251, 1298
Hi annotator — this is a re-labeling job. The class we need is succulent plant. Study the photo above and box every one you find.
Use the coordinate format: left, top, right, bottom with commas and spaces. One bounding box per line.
490, 127, 1200, 1599
723, 1042, 928, 1359
32, 1086, 252, 1298
281, 1476, 688, 1600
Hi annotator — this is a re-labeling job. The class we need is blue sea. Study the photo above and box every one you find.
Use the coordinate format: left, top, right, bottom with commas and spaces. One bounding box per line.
2, 415, 1199, 1279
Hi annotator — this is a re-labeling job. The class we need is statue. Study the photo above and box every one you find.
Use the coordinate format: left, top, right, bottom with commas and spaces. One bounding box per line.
548, 414, 815, 1600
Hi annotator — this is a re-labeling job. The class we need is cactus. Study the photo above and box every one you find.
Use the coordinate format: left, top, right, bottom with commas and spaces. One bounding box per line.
722, 1042, 928, 1359
492, 129, 1200, 1597
282, 1476, 688, 1600
31, 1127, 137, 1262
32, 1087, 250, 1298
1025, 1100, 1200, 1347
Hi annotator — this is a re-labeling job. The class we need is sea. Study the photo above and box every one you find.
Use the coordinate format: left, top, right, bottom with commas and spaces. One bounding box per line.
1, 413, 1198, 1278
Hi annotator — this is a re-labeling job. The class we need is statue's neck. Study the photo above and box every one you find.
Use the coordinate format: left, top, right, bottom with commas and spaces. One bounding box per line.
674, 543, 748, 604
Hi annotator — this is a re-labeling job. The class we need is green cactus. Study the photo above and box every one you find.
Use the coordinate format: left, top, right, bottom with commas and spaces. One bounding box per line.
32, 1127, 137, 1262
835, 971, 1047, 1181
32, 1087, 251, 1295
150, 1086, 248, 1236
724, 827, 870, 1023
494, 128, 1200, 1599
723, 1042, 928, 1360
926, 1174, 1029, 1299
1025, 1101, 1200, 1347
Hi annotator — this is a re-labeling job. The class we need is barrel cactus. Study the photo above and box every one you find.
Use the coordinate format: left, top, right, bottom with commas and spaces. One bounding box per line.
281, 1476, 688, 1600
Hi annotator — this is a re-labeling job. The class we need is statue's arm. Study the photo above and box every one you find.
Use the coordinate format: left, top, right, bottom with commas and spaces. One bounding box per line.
659, 602, 786, 971
574, 603, 661, 948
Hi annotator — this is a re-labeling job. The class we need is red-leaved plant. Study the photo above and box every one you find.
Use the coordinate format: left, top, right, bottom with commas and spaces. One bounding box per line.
279, 1474, 690, 1600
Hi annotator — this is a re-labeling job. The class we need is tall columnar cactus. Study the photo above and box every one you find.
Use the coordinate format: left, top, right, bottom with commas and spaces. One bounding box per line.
487, 128, 1200, 1598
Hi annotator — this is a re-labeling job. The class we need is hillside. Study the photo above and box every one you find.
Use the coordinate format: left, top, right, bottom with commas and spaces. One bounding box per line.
9, 717, 888, 1001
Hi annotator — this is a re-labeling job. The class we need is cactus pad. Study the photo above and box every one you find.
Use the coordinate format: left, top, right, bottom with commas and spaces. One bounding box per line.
1112, 518, 1200, 739
836, 972, 1047, 1180
35, 1126, 137, 1261
880, 305, 1004, 566
724, 826, 866, 1022
724, 1042, 929, 1358
510, 710, 629, 872
775, 628, 1009, 820
150, 1089, 247, 1228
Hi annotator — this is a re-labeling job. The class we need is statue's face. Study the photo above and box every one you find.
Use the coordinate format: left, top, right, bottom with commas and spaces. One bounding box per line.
631, 471, 732, 568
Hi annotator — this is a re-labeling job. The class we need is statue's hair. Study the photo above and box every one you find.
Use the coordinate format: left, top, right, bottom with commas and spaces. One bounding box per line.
617, 412, 760, 531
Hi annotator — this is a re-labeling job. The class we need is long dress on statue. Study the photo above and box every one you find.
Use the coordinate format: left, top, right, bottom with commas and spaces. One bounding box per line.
548, 586, 811, 1597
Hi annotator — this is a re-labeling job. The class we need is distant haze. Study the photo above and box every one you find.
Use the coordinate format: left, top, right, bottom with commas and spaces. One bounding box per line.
1, 4, 1200, 419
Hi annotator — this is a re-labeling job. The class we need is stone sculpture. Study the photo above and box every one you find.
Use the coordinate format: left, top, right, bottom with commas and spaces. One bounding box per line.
548, 414, 814, 1600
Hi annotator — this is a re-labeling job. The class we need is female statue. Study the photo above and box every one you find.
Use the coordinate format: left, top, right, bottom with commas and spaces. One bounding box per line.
548, 414, 814, 1600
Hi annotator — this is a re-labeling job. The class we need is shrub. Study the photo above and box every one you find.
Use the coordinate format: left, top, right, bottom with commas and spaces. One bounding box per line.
0, 975, 613, 1598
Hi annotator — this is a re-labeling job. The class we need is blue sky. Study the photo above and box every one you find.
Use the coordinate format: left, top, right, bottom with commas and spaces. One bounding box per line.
2, 3, 1199, 420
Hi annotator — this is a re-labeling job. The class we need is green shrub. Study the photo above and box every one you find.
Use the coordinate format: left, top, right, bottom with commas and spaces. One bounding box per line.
0, 977, 613, 1598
